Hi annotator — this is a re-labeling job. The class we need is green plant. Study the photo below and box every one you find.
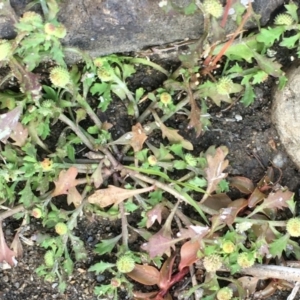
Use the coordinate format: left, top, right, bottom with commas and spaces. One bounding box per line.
1, 0, 300, 299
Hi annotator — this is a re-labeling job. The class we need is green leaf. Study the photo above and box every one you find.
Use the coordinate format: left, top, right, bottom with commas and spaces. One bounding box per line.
88, 261, 116, 274
226, 63, 243, 74
122, 63, 136, 79
241, 83, 255, 106
135, 87, 145, 102
94, 284, 115, 296
90, 83, 110, 95
285, 3, 299, 22
269, 234, 289, 258
188, 177, 207, 188
252, 70, 268, 84
173, 160, 187, 170
184, 3, 197, 15
19, 181, 38, 208
256, 27, 286, 47
125, 200, 139, 212
279, 34, 300, 49
94, 234, 122, 255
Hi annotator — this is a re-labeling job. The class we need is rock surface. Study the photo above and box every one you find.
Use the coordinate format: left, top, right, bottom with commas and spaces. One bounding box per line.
0, 0, 284, 58
272, 63, 300, 169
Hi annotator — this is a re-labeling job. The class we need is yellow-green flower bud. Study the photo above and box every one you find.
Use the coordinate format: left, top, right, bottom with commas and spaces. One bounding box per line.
20, 11, 43, 24
0, 40, 11, 61
55, 222, 68, 235
148, 155, 157, 166
274, 14, 294, 26
216, 77, 234, 95
222, 240, 235, 254
116, 255, 135, 273
50, 67, 70, 88
217, 287, 233, 300
237, 252, 255, 268
97, 67, 113, 82
94, 58, 106, 68
203, 0, 223, 18
160, 92, 172, 106
203, 254, 222, 272
44, 250, 55, 267
44, 23, 67, 39
286, 218, 300, 237
32, 208, 43, 219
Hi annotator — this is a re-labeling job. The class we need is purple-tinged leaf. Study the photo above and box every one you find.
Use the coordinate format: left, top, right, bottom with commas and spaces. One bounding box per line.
0, 106, 22, 143
0, 222, 17, 267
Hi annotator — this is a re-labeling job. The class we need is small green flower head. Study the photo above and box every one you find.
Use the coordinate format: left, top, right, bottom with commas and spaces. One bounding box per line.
217, 287, 233, 300
44, 250, 55, 267
286, 218, 300, 237
203, 0, 223, 18
55, 222, 68, 235
44, 273, 56, 282
116, 255, 135, 273
237, 252, 255, 268
274, 14, 294, 26
203, 254, 222, 272
148, 155, 158, 166
97, 67, 113, 82
44, 23, 67, 39
41, 99, 55, 109
222, 240, 235, 254
20, 11, 43, 24
0, 40, 11, 61
31, 208, 43, 219
94, 58, 106, 68
185, 153, 197, 167
50, 67, 70, 88
160, 92, 172, 106
217, 77, 234, 95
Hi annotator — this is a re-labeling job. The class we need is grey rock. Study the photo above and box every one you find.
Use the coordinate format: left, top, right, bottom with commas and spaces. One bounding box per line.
272, 63, 300, 169
0, 0, 285, 59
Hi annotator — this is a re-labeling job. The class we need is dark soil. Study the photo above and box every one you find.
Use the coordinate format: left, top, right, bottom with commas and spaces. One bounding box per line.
1, 20, 300, 300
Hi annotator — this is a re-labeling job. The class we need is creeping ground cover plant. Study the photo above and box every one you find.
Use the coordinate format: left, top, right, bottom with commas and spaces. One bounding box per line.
1, 0, 300, 299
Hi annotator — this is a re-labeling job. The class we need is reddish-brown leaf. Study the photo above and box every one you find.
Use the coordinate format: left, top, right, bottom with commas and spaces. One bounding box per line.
52, 167, 79, 197
10, 232, 23, 258
153, 112, 193, 150
158, 255, 176, 290
204, 193, 232, 211
178, 225, 210, 240
67, 187, 82, 207
141, 228, 175, 258
227, 198, 248, 216
146, 204, 167, 228
237, 276, 259, 295
201, 146, 229, 203
0, 222, 16, 267
133, 291, 158, 299
179, 240, 201, 271
229, 176, 254, 194
10, 122, 28, 146
260, 189, 294, 210
88, 185, 154, 208
248, 187, 266, 208
130, 123, 148, 153
127, 264, 160, 286
0, 106, 22, 143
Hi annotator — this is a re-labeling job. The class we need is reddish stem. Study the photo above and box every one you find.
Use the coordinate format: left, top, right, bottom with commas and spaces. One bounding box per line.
156, 267, 190, 298
221, 0, 233, 28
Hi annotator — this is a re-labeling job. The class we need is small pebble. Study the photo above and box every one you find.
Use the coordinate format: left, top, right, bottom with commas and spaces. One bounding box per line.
272, 152, 287, 168
96, 274, 105, 282
235, 114, 243, 122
